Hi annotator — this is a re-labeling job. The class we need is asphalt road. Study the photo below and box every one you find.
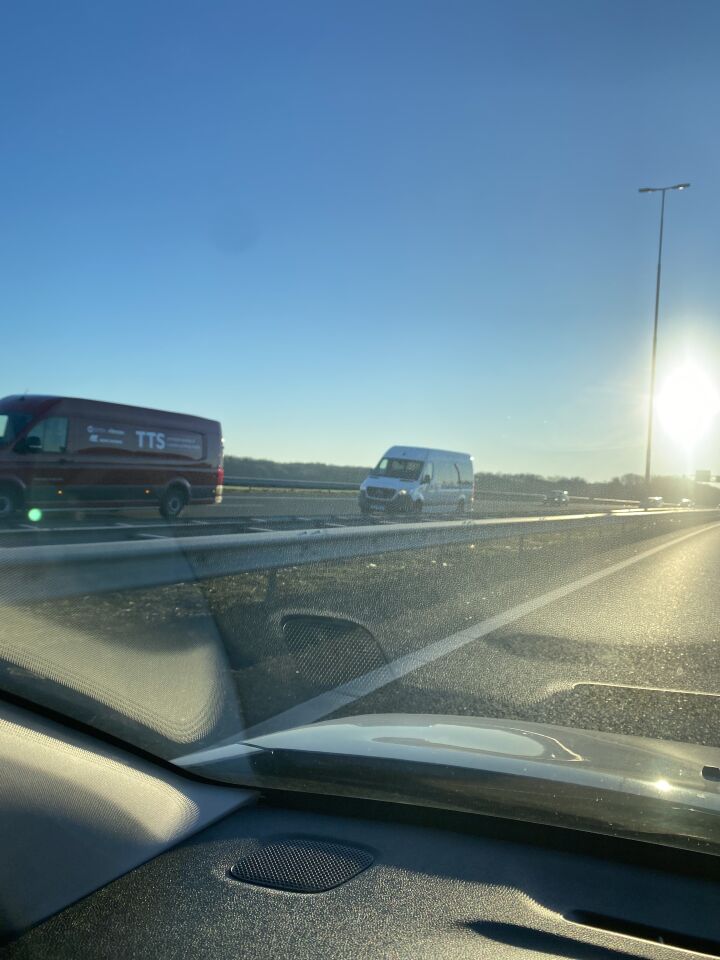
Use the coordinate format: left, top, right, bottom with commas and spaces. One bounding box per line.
5, 490, 600, 527
317, 519, 720, 747
213, 491, 360, 518
4, 515, 720, 764
0, 490, 603, 547
198, 491, 551, 521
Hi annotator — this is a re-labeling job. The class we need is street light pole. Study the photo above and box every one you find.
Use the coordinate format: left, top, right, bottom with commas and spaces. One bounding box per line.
643, 188, 666, 487
639, 182, 690, 487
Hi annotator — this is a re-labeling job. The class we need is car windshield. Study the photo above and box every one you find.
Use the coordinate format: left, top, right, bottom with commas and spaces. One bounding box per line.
3, 0, 720, 853
371, 458, 425, 481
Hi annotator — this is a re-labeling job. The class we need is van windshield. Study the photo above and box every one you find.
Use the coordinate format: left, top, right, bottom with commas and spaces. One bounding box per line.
0, 412, 31, 448
371, 458, 424, 481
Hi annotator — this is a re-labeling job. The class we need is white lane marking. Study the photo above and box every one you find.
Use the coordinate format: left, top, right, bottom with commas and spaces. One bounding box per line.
174, 520, 720, 765
0, 522, 176, 534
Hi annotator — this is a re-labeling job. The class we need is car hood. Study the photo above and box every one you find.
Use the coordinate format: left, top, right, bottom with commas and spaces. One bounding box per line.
175, 713, 720, 857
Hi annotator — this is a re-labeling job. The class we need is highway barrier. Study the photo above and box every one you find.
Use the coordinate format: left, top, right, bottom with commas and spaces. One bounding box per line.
224, 476, 359, 491
225, 476, 641, 507
0, 508, 716, 603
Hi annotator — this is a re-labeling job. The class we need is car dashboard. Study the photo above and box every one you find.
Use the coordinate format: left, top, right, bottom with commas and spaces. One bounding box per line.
2, 700, 720, 959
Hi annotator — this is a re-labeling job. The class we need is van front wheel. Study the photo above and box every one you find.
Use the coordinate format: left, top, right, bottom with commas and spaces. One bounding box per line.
160, 486, 188, 520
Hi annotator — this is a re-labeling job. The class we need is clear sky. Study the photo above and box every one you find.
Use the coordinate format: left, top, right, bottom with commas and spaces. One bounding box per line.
2, 0, 720, 479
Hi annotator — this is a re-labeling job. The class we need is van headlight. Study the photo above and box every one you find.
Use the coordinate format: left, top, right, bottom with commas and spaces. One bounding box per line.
397, 489, 407, 497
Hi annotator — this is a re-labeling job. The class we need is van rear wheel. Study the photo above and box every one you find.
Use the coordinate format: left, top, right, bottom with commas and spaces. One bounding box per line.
0, 486, 20, 522
160, 486, 187, 520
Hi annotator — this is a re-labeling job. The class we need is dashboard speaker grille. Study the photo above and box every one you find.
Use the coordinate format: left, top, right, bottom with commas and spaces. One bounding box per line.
229, 836, 374, 893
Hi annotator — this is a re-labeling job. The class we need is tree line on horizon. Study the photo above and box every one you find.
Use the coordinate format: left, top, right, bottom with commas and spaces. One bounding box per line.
225, 456, 717, 504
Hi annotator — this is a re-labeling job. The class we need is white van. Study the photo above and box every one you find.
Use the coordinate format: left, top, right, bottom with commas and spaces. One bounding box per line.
359, 446, 474, 515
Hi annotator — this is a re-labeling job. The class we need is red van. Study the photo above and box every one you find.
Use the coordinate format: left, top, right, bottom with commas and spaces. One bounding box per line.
0, 395, 223, 520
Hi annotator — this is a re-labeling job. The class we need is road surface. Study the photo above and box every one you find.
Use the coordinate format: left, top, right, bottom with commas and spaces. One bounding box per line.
0, 490, 618, 547
208, 490, 599, 519
4, 514, 719, 761
226, 519, 720, 749
216, 491, 360, 517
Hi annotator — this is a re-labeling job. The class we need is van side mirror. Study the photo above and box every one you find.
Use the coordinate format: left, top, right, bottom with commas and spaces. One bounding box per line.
422, 474, 432, 485
15, 436, 41, 454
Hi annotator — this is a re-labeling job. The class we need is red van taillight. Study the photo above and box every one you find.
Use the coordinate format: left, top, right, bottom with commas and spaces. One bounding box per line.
215, 465, 224, 503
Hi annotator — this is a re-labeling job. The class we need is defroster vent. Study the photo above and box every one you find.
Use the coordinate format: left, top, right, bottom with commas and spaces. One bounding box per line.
229, 837, 374, 893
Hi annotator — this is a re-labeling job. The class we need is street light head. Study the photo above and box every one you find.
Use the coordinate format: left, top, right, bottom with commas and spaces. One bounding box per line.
639, 183, 690, 193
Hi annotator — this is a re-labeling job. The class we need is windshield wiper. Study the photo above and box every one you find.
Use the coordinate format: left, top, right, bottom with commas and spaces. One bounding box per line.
174, 713, 720, 857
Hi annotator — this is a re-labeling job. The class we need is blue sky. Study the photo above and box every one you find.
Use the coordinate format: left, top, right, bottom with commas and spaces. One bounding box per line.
2, 0, 720, 479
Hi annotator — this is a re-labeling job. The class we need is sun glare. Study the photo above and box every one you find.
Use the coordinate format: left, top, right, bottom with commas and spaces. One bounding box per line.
656, 363, 720, 448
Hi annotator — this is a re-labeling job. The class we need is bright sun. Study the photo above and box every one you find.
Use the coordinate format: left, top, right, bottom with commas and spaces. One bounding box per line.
656, 363, 720, 448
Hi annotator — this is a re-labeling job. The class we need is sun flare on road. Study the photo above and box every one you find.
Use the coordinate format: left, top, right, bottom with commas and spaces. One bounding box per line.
656, 363, 720, 448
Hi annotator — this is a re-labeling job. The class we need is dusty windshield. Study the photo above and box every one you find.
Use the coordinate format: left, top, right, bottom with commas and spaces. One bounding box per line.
2, 0, 720, 842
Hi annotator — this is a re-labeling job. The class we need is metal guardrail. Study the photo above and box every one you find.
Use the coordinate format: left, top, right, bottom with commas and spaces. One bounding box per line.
224, 477, 642, 506
224, 476, 359, 491
0, 508, 716, 603
473, 488, 641, 506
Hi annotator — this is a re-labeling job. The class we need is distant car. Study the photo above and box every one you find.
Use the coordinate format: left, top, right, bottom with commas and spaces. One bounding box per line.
678, 498, 694, 508
544, 489, 570, 505
641, 496, 664, 508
